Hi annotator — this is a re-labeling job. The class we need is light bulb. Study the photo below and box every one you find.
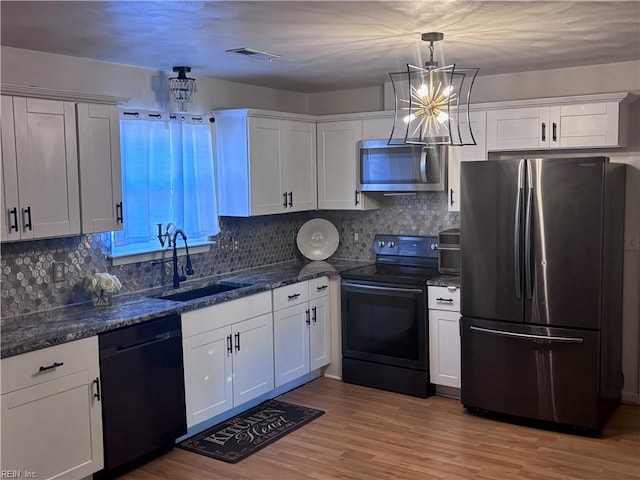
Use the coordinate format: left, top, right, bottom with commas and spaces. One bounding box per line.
437, 111, 449, 123
417, 84, 429, 98
404, 114, 416, 124
442, 85, 454, 97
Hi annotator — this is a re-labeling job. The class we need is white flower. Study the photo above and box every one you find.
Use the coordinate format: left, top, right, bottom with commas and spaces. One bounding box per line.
85, 272, 122, 294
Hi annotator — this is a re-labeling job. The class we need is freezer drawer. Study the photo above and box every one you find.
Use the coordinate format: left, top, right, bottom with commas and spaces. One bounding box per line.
461, 317, 601, 430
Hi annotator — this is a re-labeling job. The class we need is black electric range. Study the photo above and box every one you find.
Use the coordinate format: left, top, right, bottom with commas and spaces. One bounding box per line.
341, 234, 440, 285
340, 234, 440, 398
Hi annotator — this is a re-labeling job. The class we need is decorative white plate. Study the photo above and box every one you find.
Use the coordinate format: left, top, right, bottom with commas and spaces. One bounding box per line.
296, 219, 339, 261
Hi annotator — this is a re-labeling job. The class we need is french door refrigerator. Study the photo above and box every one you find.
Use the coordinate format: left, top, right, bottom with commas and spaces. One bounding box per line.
459, 157, 625, 431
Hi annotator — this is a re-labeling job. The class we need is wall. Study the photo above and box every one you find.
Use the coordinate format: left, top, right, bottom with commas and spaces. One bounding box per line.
2, 47, 639, 402
304, 60, 640, 114
0, 47, 310, 114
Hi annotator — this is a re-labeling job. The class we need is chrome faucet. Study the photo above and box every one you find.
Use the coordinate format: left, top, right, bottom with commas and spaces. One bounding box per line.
172, 229, 194, 288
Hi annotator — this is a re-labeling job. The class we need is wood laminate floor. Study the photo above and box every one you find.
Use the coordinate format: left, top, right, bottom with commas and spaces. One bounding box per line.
121, 377, 640, 480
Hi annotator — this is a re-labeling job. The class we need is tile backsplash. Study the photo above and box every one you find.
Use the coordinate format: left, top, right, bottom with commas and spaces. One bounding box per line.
1, 192, 458, 317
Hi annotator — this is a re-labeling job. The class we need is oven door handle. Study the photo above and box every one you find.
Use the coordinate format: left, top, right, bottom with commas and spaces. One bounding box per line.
341, 282, 424, 294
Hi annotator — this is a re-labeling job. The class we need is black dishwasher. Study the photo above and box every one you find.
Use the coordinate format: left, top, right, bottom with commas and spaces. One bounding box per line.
99, 314, 187, 472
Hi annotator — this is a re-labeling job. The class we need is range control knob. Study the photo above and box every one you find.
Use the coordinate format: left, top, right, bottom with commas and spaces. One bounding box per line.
378, 241, 386, 248
388, 241, 396, 248
431, 243, 438, 250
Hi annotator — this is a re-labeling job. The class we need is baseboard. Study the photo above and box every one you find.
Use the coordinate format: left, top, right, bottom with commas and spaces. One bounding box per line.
435, 385, 461, 400
621, 390, 639, 405
323, 373, 341, 380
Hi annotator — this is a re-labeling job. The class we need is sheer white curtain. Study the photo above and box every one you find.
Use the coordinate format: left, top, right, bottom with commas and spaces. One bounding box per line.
113, 112, 219, 253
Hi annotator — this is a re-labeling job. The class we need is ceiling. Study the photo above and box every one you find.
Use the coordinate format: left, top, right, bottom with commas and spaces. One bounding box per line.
1, 1, 639, 93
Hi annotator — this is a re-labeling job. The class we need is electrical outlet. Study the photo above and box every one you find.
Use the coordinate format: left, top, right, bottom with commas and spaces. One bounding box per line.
354, 232, 359, 242
624, 233, 639, 251
220, 239, 233, 253
233, 239, 239, 251
52, 262, 65, 282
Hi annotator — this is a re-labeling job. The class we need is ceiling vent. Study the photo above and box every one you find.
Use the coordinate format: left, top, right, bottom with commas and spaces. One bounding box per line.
225, 47, 280, 61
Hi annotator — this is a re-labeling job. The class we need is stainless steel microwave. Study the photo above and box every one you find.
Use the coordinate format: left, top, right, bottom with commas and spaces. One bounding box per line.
358, 139, 447, 192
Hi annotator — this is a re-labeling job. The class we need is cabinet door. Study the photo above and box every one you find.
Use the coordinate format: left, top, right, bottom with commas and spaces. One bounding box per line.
248, 117, 284, 215
317, 120, 365, 210
183, 326, 233, 427
1, 96, 20, 242
429, 309, 461, 388
1, 370, 103, 479
274, 303, 310, 387
232, 313, 274, 406
282, 120, 317, 212
77, 103, 123, 233
448, 110, 487, 212
309, 295, 331, 370
486, 107, 546, 151
12, 97, 80, 239
551, 102, 623, 148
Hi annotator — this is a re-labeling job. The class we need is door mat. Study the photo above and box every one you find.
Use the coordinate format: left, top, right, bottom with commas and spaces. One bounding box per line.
177, 399, 325, 463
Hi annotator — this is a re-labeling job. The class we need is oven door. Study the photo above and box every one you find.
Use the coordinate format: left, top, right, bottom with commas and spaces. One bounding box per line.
341, 280, 428, 370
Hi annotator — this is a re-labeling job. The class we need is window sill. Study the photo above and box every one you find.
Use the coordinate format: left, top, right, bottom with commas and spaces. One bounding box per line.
109, 242, 213, 266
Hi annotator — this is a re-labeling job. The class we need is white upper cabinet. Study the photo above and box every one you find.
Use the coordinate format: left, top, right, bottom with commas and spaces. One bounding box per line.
317, 119, 379, 211
448, 110, 487, 212
282, 119, 317, 212
486, 93, 632, 152
214, 109, 317, 216
77, 103, 123, 233
1, 96, 80, 242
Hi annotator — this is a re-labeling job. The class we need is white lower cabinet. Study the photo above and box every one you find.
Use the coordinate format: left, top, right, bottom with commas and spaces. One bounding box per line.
0, 337, 103, 480
428, 286, 462, 389
273, 277, 331, 388
181, 292, 274, 428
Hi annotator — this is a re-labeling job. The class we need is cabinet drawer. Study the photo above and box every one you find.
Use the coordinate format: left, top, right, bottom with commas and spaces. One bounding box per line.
181, 291, 272, 339
273, 281, 309, 311
428, 286, 461, 311
1, 336, 98, 394
308, 276, 330, 300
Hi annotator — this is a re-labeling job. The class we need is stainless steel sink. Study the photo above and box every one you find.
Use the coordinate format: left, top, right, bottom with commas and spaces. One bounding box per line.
155, 283, 250, 302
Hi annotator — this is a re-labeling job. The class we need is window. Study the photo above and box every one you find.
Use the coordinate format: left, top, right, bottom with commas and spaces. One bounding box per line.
111, 111, 220, 259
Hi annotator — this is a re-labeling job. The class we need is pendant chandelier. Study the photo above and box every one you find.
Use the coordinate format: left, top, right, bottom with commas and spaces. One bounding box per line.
389, 33, 479, 146
168, 66, 197, 112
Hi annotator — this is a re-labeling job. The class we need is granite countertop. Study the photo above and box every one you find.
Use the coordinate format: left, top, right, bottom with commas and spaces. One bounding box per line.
426, 275, 461, 288
1, 259, 371, 359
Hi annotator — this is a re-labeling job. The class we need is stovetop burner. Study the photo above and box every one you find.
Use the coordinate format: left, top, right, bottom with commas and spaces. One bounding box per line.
341, 234, 440, 285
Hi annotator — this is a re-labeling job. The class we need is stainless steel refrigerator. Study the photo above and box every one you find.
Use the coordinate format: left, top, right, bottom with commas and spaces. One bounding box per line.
459, 157, 625, 431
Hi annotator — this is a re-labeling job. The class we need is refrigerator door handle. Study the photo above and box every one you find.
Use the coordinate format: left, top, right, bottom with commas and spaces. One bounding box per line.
470, 326, 584, 344
514, 159, 525, 299
524, 160, 534, 300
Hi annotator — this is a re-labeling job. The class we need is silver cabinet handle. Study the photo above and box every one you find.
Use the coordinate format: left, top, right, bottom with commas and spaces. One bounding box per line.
470, 326, 583, 344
